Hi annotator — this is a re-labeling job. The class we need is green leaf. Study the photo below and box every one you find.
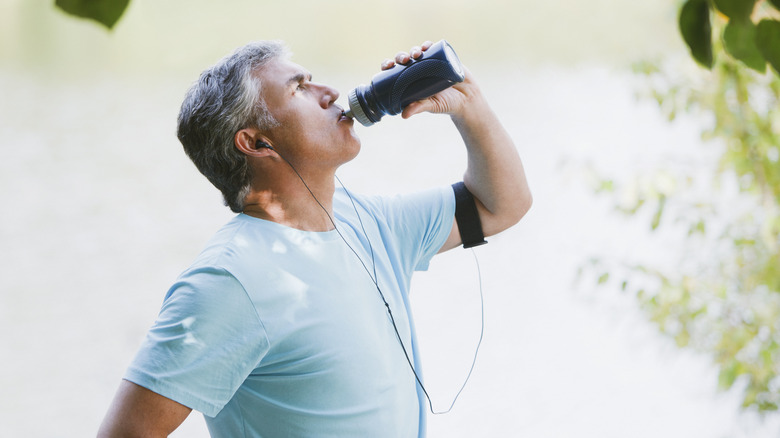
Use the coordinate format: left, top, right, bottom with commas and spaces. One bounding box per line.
596, 179, 614, 193
718, 361, 741, 389
597, 273, 610, 285
651, 195, 667, 231
712, 0, 756, 21
675, 329, 690, 347
723, 20, 766, 72
55, 0, 130, 30
688, 220, 706, 236
756, 19, 780, 75
680, 0, 714, 69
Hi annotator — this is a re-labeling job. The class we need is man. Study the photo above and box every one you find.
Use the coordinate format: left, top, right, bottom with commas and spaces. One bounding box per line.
98, 40, 531, 437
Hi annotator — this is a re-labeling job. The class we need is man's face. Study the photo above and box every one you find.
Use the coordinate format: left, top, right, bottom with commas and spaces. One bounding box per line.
258, 58, 360, 169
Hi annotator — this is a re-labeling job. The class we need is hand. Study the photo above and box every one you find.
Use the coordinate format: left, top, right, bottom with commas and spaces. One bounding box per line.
381, 41, 481, 120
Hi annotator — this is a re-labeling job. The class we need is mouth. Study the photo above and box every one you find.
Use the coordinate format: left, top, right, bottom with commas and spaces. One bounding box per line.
337, 107, 353, 123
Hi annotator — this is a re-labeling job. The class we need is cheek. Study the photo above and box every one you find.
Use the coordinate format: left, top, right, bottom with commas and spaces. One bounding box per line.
270, 114, 310, 145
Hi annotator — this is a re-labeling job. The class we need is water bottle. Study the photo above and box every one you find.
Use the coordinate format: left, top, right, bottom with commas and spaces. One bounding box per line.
344, 40, 466, 127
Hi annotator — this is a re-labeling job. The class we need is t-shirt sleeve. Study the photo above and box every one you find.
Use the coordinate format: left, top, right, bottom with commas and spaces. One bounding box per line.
124, 266, 269, 418
377, 185, 456, 272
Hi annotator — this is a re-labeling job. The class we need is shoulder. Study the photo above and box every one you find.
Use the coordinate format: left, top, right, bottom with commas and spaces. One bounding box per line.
166, 215, 281, 306
187, 214, 281, 271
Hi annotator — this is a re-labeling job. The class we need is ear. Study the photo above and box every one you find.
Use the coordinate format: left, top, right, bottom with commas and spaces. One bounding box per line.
235, 128, 275, 157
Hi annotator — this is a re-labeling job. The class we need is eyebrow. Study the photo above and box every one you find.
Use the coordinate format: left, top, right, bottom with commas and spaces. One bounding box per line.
286, 72, 312, 86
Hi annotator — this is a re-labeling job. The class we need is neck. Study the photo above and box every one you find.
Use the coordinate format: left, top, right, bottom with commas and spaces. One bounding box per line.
242, 170, 337, 232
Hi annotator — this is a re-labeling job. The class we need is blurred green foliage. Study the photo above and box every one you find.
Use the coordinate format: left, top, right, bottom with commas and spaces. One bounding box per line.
594, 6, 780, 412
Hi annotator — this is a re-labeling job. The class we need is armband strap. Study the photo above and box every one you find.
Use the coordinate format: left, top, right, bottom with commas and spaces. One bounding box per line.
451, 182, 487, 249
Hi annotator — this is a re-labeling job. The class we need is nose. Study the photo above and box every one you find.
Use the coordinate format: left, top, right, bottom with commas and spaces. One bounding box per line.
317, 83, 339, 108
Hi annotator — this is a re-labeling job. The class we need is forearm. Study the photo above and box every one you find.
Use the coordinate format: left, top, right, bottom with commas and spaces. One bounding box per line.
451, 92, 532, 236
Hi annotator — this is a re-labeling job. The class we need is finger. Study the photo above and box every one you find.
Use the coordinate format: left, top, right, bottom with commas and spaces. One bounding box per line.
381, 58, 395, 70
410, 46, 422, 59
401, 100, 428, 119
421, 40, 433, 51
395, 51, 411, 65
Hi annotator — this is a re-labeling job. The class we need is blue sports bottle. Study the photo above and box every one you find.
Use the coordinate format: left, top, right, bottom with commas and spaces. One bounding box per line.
345, 40, 466, 126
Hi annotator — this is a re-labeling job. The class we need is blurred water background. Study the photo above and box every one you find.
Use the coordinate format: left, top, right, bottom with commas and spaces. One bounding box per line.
2, 0, 780, 436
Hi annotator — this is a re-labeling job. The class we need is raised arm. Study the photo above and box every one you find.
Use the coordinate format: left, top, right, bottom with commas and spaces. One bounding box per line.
97, 380, 191, 438
387, 42, 532, 252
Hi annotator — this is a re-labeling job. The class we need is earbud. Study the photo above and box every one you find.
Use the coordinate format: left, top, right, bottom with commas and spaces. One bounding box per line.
255, 140, 273, 150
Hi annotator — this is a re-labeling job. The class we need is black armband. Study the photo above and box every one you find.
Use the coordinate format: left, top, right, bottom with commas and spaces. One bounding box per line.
452, 182, 487, 249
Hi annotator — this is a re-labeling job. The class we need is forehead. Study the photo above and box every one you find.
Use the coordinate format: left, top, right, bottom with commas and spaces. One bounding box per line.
256, 59, 310, 93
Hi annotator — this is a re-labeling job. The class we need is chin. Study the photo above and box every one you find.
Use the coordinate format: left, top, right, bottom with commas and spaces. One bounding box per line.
344, 138, 361, 162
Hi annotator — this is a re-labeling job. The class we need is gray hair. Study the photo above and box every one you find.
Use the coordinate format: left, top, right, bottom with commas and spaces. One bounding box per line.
177, 41, 288, 213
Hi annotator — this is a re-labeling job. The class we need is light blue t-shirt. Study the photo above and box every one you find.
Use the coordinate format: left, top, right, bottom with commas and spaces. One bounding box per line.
125, 186, 455, 437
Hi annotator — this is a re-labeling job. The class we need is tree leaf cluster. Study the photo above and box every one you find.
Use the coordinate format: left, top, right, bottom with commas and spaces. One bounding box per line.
680, 0, 780, 75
